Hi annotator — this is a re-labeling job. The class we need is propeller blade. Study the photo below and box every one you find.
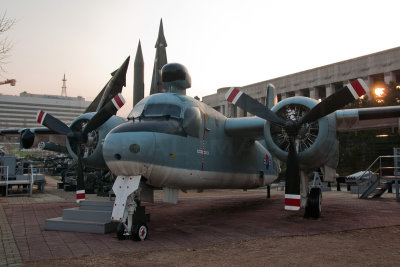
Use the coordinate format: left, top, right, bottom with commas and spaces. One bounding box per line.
75, 144, 85, 203
284, 137, 301, 211
82, 93, 125, 137
301, 79, 369, 124
225, 87, 286, 125
36, 110, 74, 137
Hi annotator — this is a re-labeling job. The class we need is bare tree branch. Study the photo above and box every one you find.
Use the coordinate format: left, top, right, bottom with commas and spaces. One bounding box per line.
0, 12, 15, 73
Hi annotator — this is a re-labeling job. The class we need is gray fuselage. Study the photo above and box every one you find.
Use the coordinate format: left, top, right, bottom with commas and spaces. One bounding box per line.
103, 93, 279, 190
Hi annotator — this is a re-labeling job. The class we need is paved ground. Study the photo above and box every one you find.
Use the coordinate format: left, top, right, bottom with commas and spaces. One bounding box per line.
1, 176, 400, 266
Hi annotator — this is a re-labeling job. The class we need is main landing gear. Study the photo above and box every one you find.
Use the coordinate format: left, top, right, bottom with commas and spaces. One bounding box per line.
304, 172, 322, 219
112, 176, 150, 241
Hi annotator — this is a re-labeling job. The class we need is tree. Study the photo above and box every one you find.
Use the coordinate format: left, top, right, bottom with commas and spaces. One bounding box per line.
0, 12, 15, 73
380, 81, 400, 106
337, 81, 400, 175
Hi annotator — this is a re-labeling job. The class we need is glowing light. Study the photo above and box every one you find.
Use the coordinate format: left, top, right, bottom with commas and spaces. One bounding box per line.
374, 87, 385, 97
376, 134, 389, 138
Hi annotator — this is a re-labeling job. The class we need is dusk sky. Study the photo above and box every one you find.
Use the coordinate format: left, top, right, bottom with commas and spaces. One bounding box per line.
1, 0, 399, 116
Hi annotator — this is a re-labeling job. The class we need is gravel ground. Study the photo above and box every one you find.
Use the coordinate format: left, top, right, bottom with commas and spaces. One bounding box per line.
23, 225, 400, 266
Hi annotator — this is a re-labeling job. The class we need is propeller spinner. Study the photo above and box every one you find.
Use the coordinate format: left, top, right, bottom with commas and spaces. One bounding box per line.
226, 79, 369, 211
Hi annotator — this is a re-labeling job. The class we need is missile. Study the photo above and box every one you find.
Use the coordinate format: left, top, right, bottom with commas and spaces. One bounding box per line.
96, 56, 130, 113
133, 40, 144, 106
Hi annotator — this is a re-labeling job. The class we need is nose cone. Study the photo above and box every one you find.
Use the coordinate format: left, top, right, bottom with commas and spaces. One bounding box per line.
103, 129, 156, 176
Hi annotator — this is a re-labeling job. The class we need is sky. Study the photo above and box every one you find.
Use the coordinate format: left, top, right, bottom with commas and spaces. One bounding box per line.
1, 0, 399, 116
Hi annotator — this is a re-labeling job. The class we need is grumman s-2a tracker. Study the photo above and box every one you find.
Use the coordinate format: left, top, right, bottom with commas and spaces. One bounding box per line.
2, 58, 400, 241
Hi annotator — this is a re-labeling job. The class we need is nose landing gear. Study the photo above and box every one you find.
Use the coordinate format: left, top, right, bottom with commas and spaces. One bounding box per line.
112, 176, 150, 241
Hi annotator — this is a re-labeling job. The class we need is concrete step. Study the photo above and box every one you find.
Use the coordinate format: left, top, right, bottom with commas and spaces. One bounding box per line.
79, 200, 114, 211
45, 217, 118, 234
62, 207, 112, 223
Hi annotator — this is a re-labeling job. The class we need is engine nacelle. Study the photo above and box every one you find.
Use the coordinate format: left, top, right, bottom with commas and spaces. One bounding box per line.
66, 113, 126, 169
20, 129, 35, 149
264, 97, 339, 171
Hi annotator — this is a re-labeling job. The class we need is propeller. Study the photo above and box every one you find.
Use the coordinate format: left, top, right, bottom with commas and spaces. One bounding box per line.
226, 79, 369, 210
36, 111, 74, 137
225, 87, 286, 125
35, 57, 129, 202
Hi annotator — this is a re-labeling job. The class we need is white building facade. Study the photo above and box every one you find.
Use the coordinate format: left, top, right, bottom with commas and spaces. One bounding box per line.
203, 47, 400, 118
0, 92, 90, 129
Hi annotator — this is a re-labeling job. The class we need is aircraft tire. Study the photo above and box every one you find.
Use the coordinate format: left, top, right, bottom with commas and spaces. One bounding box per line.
304, 188, 322, 219
116, 222, 125, 240
132, 223, 148, 241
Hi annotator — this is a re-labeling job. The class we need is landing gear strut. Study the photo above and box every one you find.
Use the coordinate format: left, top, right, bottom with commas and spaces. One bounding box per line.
112, 176, 150, 241
304, 172, 322, 219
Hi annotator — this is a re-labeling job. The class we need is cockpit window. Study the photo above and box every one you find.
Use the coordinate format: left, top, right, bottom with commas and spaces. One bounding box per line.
128, 101, 146, 119
143, 104, 182, 119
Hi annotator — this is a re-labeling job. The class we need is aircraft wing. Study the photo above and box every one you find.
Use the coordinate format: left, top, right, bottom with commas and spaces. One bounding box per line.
336, 106, 400, 131
0, 128, 56, 135
0, 128, 66, 150
223, 105, 400, 137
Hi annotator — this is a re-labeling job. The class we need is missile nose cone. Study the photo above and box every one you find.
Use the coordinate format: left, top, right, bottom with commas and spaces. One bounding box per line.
112, 56, 130, 87
134, 40, 144, 66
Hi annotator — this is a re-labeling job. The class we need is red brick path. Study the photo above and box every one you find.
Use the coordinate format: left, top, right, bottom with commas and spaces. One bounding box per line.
3, 193, 400, 261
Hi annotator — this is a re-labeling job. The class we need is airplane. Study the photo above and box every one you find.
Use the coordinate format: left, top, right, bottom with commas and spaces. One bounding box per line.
2, 58, 400, 242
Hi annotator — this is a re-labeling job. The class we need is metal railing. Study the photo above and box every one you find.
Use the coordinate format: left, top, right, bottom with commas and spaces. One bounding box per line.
1, 165, 10, 197
0, 165, 34, 197
355, 155, 400, 199
362, 155, 400, 179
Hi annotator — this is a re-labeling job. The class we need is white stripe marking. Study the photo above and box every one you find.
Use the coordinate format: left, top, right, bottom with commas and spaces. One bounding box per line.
347, 83, 359, 100
285, 194, 301, 199
225, 87, 235, 101
232, 91, 243, 104
36, 110, 47, 124
285, 205, 301, 211
111, 93, 126, 110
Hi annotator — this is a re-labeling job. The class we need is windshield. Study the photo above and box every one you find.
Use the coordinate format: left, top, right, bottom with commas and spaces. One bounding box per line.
128, 101, 146, 119
142, 103, 182, 119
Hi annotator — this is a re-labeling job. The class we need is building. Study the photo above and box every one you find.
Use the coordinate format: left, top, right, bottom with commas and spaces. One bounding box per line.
0, 92, 91, 129
202, 46, 400, 118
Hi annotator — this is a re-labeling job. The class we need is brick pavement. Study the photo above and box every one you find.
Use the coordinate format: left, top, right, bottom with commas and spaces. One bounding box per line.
0, 204, 21, 266
1, 190, 400, 263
